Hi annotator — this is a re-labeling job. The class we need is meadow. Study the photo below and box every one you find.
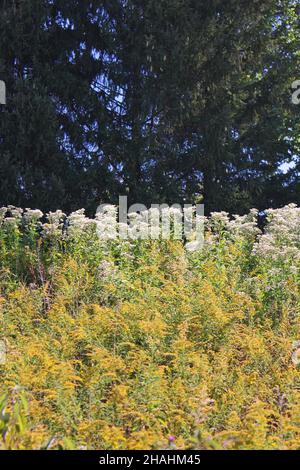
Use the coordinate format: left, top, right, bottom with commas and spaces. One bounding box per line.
0, 204, 299, 450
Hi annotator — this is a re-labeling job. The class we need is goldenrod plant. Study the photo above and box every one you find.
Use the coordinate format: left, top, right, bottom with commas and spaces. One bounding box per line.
0, 204, 299, 449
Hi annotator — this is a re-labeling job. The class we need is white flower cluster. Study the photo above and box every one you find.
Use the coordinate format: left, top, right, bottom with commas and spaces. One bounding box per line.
0, 204, 299, 260
0, 206, 23, 228
95, 205, 118, 240
207, 209, 260, 238
42, 210, 66, 238
228, 209, 261, 238
68, 209, 96, 237
23, 209, 44, 223
253, 204, 300, 262
95, 205, 203, 243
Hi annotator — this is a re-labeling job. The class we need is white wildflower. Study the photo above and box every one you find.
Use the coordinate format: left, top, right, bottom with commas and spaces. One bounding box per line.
68, 209, 96, 236
23, 208, 43, 224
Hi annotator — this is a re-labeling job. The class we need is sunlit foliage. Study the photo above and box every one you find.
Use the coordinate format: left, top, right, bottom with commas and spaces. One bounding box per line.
0, 205, 299, 449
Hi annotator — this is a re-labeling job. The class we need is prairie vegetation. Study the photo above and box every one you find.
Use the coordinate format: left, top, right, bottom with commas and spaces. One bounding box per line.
0, 204, 299, 450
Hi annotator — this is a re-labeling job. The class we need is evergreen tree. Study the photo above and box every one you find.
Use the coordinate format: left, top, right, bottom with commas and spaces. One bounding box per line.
0, 0, 299, 213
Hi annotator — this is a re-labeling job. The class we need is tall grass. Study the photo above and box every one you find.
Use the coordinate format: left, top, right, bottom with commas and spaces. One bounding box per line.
0, 204, 299, 449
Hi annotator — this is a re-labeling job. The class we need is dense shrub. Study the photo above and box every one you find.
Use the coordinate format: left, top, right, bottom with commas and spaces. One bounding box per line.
0, 204, 299, 449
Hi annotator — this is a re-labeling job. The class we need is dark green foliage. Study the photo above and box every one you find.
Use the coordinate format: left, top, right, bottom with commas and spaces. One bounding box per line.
0, 1, 299, 213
